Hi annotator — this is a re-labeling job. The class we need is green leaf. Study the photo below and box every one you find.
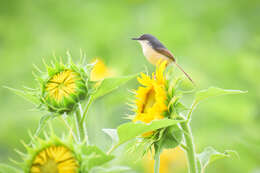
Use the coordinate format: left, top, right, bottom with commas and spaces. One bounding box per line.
197, 147, 238, 172
159, 125, 183, 150
81, 146, 114, 171
0, 163, 21, 173
176, 77, 195, 93
92, 74, 137, 100
117, 119, 184, 145
153, 124, 183, 158
91, 166, 130, 173
4, 86, 40, 105
34, 114, 53, 136
195, 87, 247, 103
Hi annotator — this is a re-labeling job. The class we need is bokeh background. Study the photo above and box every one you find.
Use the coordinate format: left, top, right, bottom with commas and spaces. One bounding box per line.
0, 0, 259, 172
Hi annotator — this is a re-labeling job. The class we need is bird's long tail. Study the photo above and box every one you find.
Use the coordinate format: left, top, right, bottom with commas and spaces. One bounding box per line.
173, 62, 194, 84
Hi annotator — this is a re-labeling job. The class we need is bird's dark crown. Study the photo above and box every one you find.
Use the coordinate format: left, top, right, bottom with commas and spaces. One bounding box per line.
132, 34, 166, 49
132, 34, 157, 41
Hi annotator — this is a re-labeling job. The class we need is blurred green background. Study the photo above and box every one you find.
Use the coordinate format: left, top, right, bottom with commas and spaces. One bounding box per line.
0, 0, 259, 172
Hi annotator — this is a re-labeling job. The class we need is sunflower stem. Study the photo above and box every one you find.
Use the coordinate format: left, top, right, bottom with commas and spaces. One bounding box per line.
60, 117, 77, 141
154, 152, 160, 173
79, 96, 93, 145
75, 110, 85, 143
81, 95, 93, 125
83, 116, 88, 145
181, 121, 197, 173
187, 101, 198, 121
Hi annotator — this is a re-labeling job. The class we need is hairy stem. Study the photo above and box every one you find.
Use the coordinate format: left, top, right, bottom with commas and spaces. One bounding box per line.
75, 110, 86, 143
181, 121, 197, 173
75, 96, 93, 145
187, 101, 198, 121
81, 95, 93, 126
154, 152, 160, 173
60, 117, 77, 141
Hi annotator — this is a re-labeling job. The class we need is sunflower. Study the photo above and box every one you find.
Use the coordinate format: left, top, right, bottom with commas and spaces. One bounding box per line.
20, 133, 82, 173
43, 67, 87, 114
30, 145, 78, 173
45, 70, 83, 103
16, 131, 115, 173
133, 61, 168, 123
90, 58, 113, 81
31, 56, 91, 114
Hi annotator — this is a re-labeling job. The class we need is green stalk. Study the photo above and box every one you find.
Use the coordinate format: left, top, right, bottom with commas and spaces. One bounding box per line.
83, 116, 89, 145
187, 101, 198, 121
154, 152, 160, 173
181, 121, 197, 173
81, 95, 93, 126
75, 110, 85, 143
73, 96, 93, 145
74, 111, 80, 142
60, 117, 77, 141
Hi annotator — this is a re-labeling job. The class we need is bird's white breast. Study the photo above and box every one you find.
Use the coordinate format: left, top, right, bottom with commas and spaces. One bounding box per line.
138, 40, 170, 65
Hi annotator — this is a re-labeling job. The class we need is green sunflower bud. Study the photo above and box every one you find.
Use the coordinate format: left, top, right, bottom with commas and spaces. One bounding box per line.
17, 132, 114, 173
43, 69, 87, 114
20, 134, 80, 173
29, 53, 93, 114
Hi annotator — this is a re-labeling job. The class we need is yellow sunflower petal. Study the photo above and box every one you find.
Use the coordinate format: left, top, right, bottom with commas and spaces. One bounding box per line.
30, 145, 78, 173
133, 61, 168, 126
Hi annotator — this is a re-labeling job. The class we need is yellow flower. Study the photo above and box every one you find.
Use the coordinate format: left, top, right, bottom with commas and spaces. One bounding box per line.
45, 70, 79, 102
21, 133, 114, 173
43, 68, 87, 114
29, 56, 91, 114
143, 147, 186, 173
133, 61, 168, 123
90, 59, 113, 81
30, 145, 78, 173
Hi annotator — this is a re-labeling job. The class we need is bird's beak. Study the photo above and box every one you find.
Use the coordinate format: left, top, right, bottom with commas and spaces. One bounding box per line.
132, 37, 140, 40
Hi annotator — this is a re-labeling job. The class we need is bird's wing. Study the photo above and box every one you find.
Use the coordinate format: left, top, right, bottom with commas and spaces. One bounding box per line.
155, 47, 176, 61
155, 47, 194, 84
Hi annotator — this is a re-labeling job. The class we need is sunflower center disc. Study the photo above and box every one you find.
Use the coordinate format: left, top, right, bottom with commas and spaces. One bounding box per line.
143, 88, 156, 113
40, 159, 58, 173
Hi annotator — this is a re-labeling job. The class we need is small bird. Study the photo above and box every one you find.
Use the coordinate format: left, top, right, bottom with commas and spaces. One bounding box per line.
132, 34, 194, 83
